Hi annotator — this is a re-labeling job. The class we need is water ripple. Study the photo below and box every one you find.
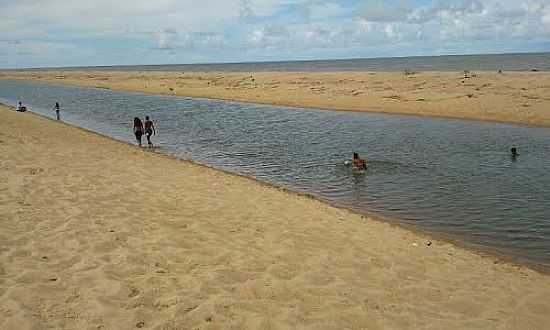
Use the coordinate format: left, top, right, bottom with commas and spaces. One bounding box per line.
2, 80, 550, 268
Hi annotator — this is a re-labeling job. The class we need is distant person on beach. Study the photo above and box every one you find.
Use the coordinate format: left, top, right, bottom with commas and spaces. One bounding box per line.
53, 102, 61, 120
352, 152, 367, 170
16, 101, 26, 112
133, 117, 144, 147
144, 116, 156, 148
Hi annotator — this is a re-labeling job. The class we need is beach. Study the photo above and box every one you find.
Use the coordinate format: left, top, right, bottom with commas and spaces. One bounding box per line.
2, 105, 550, 329
1, 70, 550, 127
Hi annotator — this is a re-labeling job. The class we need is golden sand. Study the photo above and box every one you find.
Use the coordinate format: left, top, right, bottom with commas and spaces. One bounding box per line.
2, 70, 550, 127
1, 105, 550, 329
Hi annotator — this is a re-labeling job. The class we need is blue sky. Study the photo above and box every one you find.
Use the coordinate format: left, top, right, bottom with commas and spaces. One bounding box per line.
1, 0, 549, 68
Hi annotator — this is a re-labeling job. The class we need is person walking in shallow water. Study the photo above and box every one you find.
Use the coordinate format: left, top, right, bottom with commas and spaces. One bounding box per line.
53, 102, 61, 120
144, 116, 156, 148
133, 117, 144, 147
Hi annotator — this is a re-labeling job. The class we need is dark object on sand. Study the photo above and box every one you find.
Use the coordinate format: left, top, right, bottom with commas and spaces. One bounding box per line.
16, 101, 27, 112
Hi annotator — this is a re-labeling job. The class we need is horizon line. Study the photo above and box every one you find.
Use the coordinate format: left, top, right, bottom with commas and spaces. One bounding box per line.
2, 51, 549, 71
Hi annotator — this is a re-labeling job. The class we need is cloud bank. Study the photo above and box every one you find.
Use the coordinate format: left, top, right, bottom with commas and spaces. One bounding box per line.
0, 0, 549, 68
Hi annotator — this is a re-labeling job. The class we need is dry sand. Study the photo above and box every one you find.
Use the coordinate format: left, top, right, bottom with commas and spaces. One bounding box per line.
2, 105, 550, 329
2, 70, 550, 127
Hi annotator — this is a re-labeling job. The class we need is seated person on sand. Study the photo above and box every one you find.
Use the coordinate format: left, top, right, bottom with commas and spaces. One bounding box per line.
352, 152, 367, 170
16, 101, 26, 112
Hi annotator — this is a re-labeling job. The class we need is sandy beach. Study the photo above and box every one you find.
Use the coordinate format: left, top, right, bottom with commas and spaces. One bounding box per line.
2, 104, 550, 329
1, 70, 550, 127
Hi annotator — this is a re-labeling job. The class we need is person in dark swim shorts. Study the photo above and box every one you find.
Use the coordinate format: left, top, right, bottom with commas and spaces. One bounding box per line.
133, 117, 144, 147
144, 116, 156, 148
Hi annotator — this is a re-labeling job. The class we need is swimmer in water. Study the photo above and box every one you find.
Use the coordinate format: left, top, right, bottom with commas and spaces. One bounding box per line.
511, 147, 519, 158
352, 152, 367, 170
53, 102, 60, 120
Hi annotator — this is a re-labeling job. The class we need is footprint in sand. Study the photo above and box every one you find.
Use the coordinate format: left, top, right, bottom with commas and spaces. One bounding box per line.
128, 288, 140, 298
29, 167, 44, 175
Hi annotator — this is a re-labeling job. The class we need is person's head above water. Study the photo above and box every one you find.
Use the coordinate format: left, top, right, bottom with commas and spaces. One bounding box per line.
145, 116, 150, 120
511, 147, 518, 156
353, 152, 359, 159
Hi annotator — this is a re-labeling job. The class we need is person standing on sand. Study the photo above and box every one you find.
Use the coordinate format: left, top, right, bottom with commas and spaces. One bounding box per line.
144, 116, 156, 148
53, 102, 61, 120
133, 117, 144, 147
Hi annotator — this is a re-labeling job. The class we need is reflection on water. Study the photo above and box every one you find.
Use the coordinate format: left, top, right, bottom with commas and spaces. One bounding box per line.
1, 80, 550, 267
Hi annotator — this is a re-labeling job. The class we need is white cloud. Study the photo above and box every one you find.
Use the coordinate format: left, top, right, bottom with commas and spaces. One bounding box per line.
154, 29, 177, 50
0, 0, 549, 68
0, 39, 95, 67
361, 0, 411, 22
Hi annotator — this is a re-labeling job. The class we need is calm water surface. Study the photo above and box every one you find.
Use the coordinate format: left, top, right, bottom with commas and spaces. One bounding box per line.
1, 80, 549, 268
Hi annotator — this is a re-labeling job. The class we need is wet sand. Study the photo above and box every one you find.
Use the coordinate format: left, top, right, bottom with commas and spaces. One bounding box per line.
1, 70, 550, 127
2, 105, 550, 329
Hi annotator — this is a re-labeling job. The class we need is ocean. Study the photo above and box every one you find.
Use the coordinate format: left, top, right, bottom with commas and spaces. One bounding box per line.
25, 52, 550, 72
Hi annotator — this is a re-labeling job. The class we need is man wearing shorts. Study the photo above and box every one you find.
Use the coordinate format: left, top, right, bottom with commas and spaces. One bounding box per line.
144, 116, 156, 148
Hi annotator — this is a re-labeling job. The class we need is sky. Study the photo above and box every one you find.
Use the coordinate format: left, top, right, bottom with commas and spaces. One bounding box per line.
1, 0, 549, 68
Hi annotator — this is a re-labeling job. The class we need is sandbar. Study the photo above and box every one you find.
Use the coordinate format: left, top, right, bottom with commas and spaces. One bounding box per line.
1, 70, 550, 127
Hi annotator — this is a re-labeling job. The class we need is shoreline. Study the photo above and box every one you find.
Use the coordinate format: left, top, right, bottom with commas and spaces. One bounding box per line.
9, 77, 550, 130
2, 69, 550, 127
3, 104, 550, 328
4, 102, 549, 273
